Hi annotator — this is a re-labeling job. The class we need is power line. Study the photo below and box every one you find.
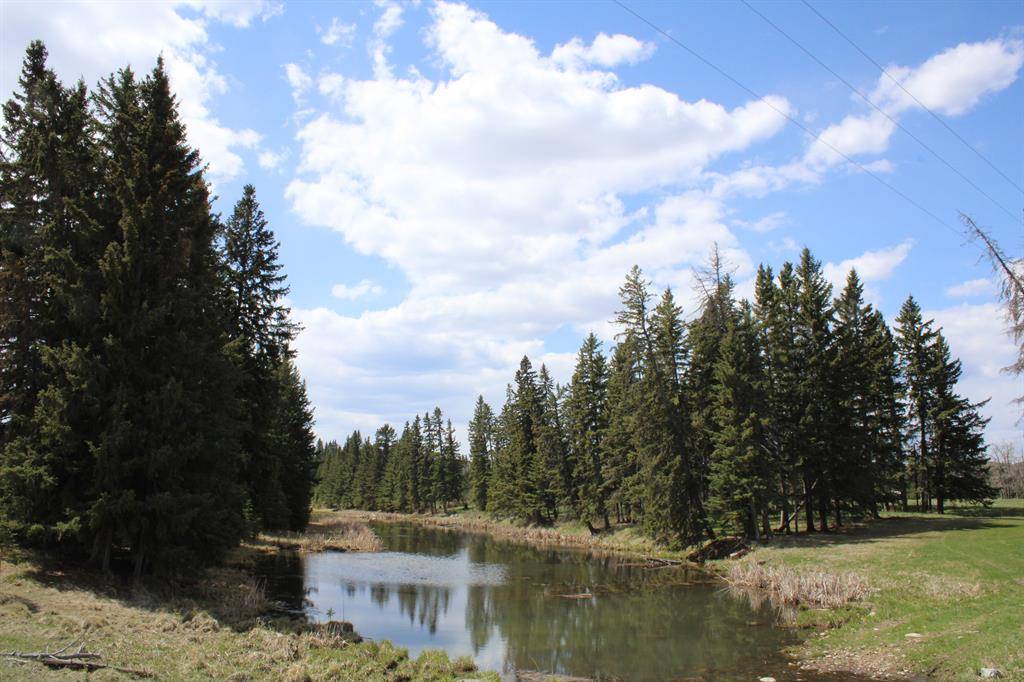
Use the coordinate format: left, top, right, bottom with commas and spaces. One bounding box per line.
611, 0, 962, 239
741, 0, 1021, 226
801, 0, 1024, 197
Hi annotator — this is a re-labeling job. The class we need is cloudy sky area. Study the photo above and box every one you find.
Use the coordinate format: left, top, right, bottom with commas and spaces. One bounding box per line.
3, 0, 1022, 446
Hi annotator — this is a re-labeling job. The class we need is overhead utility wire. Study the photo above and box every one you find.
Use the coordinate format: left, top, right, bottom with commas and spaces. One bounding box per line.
741, 0, 1021, 225
611, 0, 961, 238
801, 0, 1024, 197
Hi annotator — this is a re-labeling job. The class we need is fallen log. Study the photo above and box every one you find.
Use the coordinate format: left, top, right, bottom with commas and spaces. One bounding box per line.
3, 642, 154, 678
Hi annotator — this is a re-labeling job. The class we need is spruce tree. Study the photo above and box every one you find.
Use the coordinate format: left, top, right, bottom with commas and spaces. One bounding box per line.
709, 302, 771, 538
601, 337, 641, 524
271, 360, 317, 530
536, 365, 568, 520
566, 333, 610, 529
864, 310, 908, 512
88, 60, 246, 576
0, 42, 101, 550
895, 295, 938, 511
929, 333, 996, 510
468, 396, 495, 511
831, 270, 877, 520
794, 248, 835, 531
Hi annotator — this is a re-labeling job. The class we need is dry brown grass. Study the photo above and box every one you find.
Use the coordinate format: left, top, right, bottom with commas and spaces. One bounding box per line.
331, 509, 678, 559
253, 519, 383, 554
726, 559, 870, 609
0, 556, 494, 681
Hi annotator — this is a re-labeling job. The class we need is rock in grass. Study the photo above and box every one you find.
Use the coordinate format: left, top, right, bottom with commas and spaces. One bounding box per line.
979, 668, 1002, 679
758, 677, 777, 682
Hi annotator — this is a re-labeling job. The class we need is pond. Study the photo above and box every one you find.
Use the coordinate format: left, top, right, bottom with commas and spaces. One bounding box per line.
255, 521, 835, 681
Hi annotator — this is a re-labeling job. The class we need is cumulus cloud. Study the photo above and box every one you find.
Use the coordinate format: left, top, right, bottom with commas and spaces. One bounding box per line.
331, 279, 384, 300
551, 33, 655, 69
947, 277, 997, 299
286, 1, 789, 437
1, 0, 273, 181
824, 239, 913, 304
804, 37, 1023, 174
871, 38, 1024, 116
928, 302, 1021, 444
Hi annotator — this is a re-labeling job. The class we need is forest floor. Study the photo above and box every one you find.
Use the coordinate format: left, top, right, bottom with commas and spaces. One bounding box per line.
338, 502, 1024, 681
0, 519, 497, 681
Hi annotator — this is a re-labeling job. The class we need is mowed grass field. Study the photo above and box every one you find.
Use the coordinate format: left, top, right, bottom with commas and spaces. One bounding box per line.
730, 499, 1024, 680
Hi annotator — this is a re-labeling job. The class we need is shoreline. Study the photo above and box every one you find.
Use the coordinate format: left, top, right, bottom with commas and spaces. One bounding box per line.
324, 505, 1024, 681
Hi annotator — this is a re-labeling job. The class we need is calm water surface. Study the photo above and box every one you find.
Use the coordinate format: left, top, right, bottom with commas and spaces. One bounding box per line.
256, 522, 832, 680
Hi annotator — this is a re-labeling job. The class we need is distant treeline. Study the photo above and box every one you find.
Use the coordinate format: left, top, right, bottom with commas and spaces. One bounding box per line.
0, 43, 316, 576
317, 250, 994, 545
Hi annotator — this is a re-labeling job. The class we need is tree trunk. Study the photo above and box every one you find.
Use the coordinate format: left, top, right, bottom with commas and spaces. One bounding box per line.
804, 476, 816, 532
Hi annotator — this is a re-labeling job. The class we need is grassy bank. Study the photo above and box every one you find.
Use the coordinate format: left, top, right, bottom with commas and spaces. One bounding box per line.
0, 524, 496, 681
331, 507, 694, 561
715, 499, 1024, 680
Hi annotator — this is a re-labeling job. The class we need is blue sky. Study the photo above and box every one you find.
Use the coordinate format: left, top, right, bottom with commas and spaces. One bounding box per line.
3, 0, 1022, 445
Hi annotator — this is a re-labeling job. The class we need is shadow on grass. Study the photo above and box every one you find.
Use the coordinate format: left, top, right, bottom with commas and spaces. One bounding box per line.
941, 504, 1024, 518
764, 513, 1014, 551
14, 547, 312, 636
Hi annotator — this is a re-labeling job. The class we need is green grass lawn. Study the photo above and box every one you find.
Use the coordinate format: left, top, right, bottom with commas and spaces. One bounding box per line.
729, 499, 1024, 680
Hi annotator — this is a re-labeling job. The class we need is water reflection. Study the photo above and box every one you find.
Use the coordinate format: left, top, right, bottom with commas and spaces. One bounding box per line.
256, 522, 810, 681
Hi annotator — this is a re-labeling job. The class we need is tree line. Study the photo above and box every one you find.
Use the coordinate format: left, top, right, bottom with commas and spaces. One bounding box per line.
0, 43, 317, 576
320, 249, 994, 545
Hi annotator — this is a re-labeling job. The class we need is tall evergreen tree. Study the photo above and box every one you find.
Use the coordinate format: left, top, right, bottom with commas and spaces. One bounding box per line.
536, 365, 568, 520
709, 302, 772, 538
793, 248, 835, 531
0, 42, 101, 550
468, 395, 494, 511
831, 270, 877, 520
221, 184, 305, 530
566, 333, 610, 529
895, 295, 939, 511
87, 60, 246, 576
601, 337, 642, 524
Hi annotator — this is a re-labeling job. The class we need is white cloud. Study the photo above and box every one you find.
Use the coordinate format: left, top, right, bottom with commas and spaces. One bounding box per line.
551, 33, 655, 69
287, 1, 789, 437
187, 0, 282, 28
258, 149, 287, 170
824, 239, 913, 304
806, 110, 895, 167
719, 37, 1024, 195
734, 211, 788, 233
320, 17, 356, 47
947, 277, 997, 299
872, 38, 1024, 116
928, 302, 1022, 444
368, 0, 405, 79
1, 0, 271, 181
331, 279, 384, 300
284, 62, 312, 102
318, 72, 345, 99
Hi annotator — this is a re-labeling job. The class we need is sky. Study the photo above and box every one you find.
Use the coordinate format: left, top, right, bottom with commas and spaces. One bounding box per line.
2, 0, 1023, 447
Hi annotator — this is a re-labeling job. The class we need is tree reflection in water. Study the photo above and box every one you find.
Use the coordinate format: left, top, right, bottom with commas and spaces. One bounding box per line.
257, 522, 817, 681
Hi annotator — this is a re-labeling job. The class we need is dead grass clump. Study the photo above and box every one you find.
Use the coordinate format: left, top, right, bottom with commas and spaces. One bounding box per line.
727, 560, 870, 609
256, 521, 383, 553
